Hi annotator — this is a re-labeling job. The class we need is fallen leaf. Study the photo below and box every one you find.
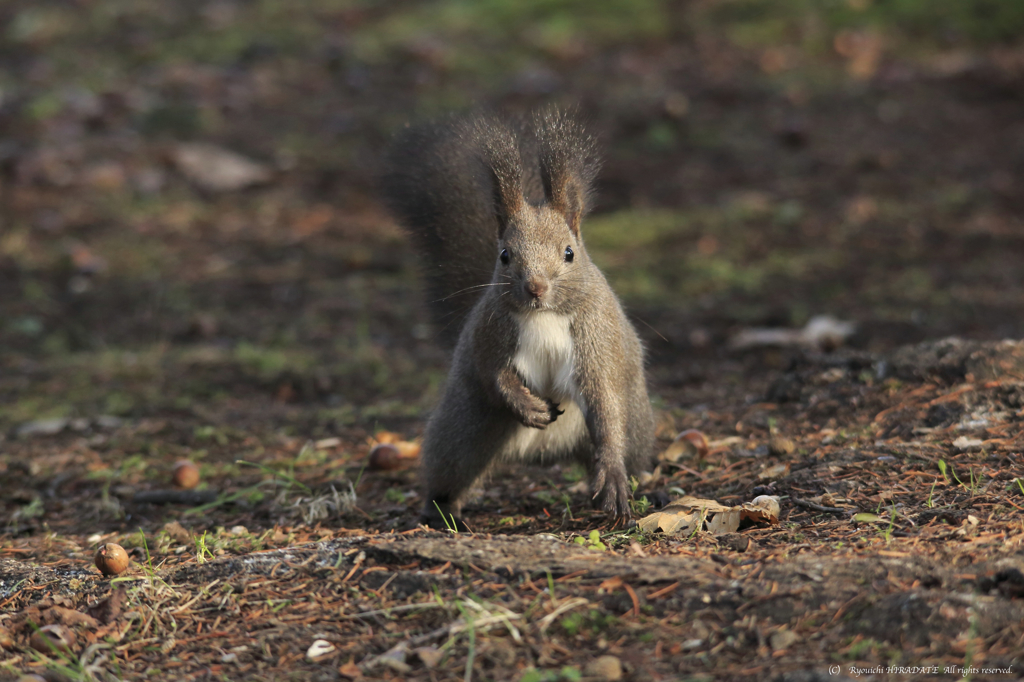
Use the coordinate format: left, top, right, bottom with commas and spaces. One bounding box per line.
39, 605, 99, 629
598, 576, 624, 591
639, 495, 780, 535
93, 618, 134, 644
86, 587, 127, 625
707, 508, 741, 534
637, 505, 698, 534
413, 646, 443, 668
371, 431, 421, 458
660, 429, 709, 462
758, 462, 790, 480
163, 521, 192, 544
768, 432, 796, 456
339, 658, 362, 679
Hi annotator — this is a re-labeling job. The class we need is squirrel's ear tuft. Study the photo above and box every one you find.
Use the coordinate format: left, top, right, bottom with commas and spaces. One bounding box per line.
473, 117, 524, 240
534, 108, 600, 238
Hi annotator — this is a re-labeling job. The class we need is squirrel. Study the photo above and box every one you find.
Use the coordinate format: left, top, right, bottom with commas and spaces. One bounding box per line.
382, 109, 655, 528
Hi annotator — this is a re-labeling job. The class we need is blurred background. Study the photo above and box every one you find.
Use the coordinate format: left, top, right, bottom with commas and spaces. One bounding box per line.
1, 0, 1023, 434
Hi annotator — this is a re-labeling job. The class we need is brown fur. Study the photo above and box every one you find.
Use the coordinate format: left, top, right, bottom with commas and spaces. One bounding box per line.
382, 110, 654, 527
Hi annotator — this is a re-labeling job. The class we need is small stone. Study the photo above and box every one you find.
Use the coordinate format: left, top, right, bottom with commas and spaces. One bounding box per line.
16, 418, 69, 438
172, 143, 272, 192
70, 418, 91, 431
584, 655, 623, 681
95, 415, 124, 429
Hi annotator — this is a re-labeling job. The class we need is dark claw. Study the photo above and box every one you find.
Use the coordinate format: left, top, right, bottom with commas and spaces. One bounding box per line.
547, 400, 564, 422
607, 514, 636, 530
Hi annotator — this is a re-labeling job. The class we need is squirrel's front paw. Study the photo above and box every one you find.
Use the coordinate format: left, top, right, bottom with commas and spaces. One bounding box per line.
591, 462, 633, 520
515, 394, 562, 429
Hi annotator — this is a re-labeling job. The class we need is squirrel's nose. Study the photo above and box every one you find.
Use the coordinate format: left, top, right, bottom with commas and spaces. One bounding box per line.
525, 277, 549, 300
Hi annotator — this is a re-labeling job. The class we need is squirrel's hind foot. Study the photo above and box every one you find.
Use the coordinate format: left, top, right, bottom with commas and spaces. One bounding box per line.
590, 460, 633, 520
606, 515, 637, 531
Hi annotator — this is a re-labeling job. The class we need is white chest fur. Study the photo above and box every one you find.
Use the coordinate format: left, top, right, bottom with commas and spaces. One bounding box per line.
503, 312, 587, 461
512, 312, 576, 400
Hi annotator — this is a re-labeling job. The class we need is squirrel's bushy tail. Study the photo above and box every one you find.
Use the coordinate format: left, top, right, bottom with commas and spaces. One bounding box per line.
382, 116, 506, 346
381, 111, 599, 346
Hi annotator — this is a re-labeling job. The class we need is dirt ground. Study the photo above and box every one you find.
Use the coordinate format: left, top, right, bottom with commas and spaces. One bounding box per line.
1, 1, 1023, 680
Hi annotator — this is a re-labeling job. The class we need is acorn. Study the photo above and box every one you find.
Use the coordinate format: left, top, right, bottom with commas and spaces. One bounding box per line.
29, 624, 76, 656
94, 543, 131, 576
368, 443, 401, 471
173, 460, 200, 489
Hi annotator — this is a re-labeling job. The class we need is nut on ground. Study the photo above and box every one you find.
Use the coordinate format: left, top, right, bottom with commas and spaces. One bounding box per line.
95, 542, 131, 576
173, 460, 201, 489
368, 443, 401, 471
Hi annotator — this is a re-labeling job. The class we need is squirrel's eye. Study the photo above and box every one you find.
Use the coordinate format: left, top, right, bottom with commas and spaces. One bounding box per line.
564, 246, 574, 263
500, 249, 510, 265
